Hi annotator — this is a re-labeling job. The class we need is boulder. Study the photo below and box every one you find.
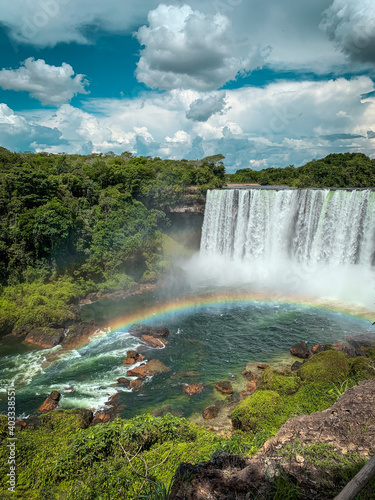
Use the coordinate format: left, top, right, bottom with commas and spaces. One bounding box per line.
116, 377, 130, 385
183, 383, 204, 395
290, 342, 312, 359
129, 324, 171, 339
215, 381, 233, 395
60, 321, 101, 350
346, 334, 375, 357
126, 359, 171, 379
291, 361, 303, 372
92, 412, 111, 425
38, 391, 61, 413
123, 351, 145, 365
24, 327, 65, 349
202, 405, 219, 419
242, 370, 257, 381
129, 378, 143, 391
246, 381, 257, 394
141, 335, 169, 348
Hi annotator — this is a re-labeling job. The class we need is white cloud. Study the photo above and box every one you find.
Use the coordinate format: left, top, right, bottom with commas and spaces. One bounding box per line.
0, 58, 88, 105
321, 0, 375, 65
186, 92, 227, 121
7, 76, 375, 169
135, 4, 270, 90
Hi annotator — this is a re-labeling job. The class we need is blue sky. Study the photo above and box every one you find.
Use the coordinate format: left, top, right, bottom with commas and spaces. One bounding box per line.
0, 0, 374, 171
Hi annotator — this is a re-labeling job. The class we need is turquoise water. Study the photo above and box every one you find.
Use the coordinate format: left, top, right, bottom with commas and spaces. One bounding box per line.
0, 299, 373, 419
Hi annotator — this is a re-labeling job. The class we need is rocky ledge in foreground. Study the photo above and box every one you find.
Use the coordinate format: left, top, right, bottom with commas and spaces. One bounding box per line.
170, 379, 375, 500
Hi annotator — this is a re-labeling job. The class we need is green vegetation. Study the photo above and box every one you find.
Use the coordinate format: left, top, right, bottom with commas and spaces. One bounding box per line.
259, 367, 301, 395
297, 350, 349, 383
0, 148, 225, 334
227, 152, 375, 188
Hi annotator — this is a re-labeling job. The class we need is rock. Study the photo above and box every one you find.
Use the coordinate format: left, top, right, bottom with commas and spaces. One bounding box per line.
116, 377, 130, 385
257, 363, 269, 369
126, 359, 171, 379
297, 350, 349, 383
24, 327, 65, 349
311, 343, 332, 354
290, 342, 312, 359
183, 383, 204, 395
38, 391, 61, 413
60, 321, 101, 350
92, 412, 111, 425
215, 381, 233, 395
346, 334, 375, 356
15, 420, 27, 428
247, 381, 257, 393
72, 408, 93, 428
129, 324, 171, 339
202, 405, 219, 419
123, 351, 145, 365
242, 370, 257, 381
11, 323, 34, 338
129, 379, 143, 391
140, 335, 169, 348
152, 404, 172, 417
291, 361, 303, 372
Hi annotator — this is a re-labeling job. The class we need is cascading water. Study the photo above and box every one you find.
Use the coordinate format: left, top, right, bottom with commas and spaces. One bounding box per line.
187, 188, 375, 308
201, 189, 375, 267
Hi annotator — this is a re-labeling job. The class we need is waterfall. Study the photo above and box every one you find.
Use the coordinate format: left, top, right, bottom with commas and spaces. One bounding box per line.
201, 189, 375, 268
187, 188, 375, 308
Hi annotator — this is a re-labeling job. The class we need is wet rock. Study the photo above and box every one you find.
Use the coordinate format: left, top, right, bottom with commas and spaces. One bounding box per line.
24, 327, 65, 349
15, 420, 27, 428
38, 391, 61, 413
202, 405, 219, 419
129, 378, 143, 391
126, 359, 171, 379
91, 412, 111, 425
140, 335, 169, 348
11, 323, 34, 338
242, 370, 257, 381
246, 381, 257, 394
290, 342, 312, 359
257, 363, 269, 369
183, 383, 204, 395
116, 377, 130, 385
129, 324, 171, 339
60, 321, 101, 350
291, 361, 303, 372
123, 351, 145, 365
215, 381, 233, 395
346, 334, 375, 356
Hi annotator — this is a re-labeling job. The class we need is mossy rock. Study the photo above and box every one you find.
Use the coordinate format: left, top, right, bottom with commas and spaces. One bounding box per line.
349, 357, 375, 380
231, 390, 284, 433
260, 367, 301, 395
297, 350, 349, 384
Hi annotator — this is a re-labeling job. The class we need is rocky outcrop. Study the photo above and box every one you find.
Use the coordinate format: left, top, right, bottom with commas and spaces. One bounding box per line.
126, 359, 170, 379
129, 324, 171, 339
116, 377, 130, 385
60, 321, 101, 349
129, 378, 143, 391
24, 327, 65, 349
170, 380, 375, 499
202, 405, 219, 420
38, 391, 61, 413
290, 341, 312, 359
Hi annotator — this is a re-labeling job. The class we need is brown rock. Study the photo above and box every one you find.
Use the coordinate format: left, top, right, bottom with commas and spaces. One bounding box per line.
311, 343, 333, 354
202, 405, 219, 419
242, 370, 257, 381
129, 378, 143, 391
290, 342, 312, 359
38, 391, 61, 413
171, 370, 200, 380
183, 383, 204, 395
24, 327, 65, 349
15, 420, 27, 428
129, 324, 171, 339
126, 359, 170, 379
122, 351, 145, 365
256, 363, 269, 369
94, 412, 111, 423
215, 381, 233, 395
141, 335, 169, 348
116, 377, 130, 385
291, 361, 303, 372
60, 321, 101, 350
247, 381, 257, 394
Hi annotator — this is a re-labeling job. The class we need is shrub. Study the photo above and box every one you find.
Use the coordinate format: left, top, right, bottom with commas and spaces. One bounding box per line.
297, 350, 349, 384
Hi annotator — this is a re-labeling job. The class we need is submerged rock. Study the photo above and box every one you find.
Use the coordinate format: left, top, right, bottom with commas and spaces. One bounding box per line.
183, 383, 204, 395
290, 341, 312, 359
129, 324, 171, 339
215, 381, 233, 395
126, 359, 171, 379
202, 405, 219, 419
140, 335, 169, 348
129, 378, 143, 391
38, 391, 61, 413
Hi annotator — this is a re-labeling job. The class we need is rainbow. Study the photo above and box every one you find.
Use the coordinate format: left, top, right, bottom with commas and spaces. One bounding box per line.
105, 289, 375, 336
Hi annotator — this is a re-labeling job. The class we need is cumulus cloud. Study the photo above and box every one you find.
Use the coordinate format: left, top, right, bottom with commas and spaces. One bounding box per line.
135, 4, 270, 90
186, 92, 227, 121
0, 58, 88, 106
321, 0, 375, 64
